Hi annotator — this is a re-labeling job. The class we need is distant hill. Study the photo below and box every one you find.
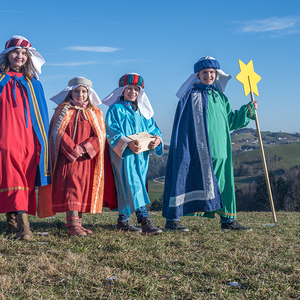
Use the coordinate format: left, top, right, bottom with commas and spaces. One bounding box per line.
149, 130, 300, 181
231, 128, 300, 155
233, 140, 300, 175
148, 130, 300, 203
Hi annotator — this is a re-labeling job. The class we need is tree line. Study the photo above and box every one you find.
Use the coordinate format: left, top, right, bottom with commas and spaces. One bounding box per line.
235, 166, 300, 212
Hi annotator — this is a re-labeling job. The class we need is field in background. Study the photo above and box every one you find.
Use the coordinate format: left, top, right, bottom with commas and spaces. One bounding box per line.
148, 179, 164, 202
232, 141, 300, 174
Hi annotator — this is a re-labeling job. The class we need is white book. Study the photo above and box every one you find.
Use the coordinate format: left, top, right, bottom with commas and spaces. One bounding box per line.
127, 132, 156, 153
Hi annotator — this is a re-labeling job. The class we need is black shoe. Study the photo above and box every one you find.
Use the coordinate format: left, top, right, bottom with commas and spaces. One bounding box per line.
164, 221, 189, 232
221, 221, 252, 232
117, 221, 142, 232
141, 217, 162, 236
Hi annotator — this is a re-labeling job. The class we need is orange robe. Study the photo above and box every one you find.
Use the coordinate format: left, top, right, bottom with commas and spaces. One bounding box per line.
38, 102, 117, 218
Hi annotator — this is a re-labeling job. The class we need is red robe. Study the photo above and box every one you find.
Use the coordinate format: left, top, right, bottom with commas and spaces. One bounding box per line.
52, 108, 101, 212
38, 102, 117, 217
0, 71, 41, 215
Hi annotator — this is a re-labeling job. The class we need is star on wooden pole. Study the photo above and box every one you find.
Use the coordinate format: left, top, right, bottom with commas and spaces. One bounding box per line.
236, 59, 277, 223
236, 60, 261, 97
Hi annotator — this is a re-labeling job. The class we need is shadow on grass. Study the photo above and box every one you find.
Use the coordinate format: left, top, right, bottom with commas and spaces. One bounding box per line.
0, 218, 121, 237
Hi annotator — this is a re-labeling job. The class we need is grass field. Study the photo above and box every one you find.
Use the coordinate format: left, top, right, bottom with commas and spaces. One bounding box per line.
0, 211, 299, 299
148, 180, 164, 202
233, 142, 300, 173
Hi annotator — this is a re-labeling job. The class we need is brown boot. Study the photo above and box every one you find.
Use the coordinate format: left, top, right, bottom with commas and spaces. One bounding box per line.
16, 213, 32, 240
141, 216, 162, 236
6, 213, 18, 235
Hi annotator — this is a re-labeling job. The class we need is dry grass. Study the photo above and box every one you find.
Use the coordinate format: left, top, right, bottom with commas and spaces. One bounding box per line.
0, 211, 299, 299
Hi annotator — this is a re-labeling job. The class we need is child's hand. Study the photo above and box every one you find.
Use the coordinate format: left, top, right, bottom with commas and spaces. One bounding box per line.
148, 136, 161, 149
253, 100, 258, 110
80, 146, 87, 156
128, 140, 142, 154
73, 144, 85, 159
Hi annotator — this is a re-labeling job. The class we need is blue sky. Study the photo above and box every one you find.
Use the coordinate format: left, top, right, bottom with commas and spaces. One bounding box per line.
1, 0, 300, 143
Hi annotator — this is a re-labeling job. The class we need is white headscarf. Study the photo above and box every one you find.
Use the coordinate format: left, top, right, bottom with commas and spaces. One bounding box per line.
50, 77, 101, 106
102, 73, 154, 119
0, 35, 45, 79
176, 56, 231, 100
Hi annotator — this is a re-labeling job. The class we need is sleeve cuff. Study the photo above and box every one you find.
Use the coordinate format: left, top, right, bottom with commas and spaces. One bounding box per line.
67, 144, 83, 162
81, 141, 97, 159
247, 102, 256, 120
113, 136, 132, 158
150, 136, 164, 157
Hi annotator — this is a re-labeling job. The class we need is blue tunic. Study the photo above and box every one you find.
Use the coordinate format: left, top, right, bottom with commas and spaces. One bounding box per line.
105, 101, 163, 215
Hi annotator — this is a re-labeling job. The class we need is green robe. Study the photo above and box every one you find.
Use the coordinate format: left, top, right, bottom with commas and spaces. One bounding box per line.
193, 90, 255, 219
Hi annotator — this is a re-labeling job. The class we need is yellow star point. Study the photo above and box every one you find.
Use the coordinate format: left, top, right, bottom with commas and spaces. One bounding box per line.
236, 60, 261, 96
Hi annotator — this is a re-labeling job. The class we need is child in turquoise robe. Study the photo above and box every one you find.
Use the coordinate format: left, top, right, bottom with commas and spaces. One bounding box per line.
103, 73, 163, 235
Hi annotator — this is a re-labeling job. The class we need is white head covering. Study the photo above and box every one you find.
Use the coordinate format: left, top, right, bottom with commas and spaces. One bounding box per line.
0, 35, 45, 79
50, 77, 101, 106
176, 56, 231, 100
102, 73, 154, 119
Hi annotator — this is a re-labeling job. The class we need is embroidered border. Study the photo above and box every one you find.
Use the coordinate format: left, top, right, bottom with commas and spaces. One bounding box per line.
169, 190, 207, 207
192, 92, 215, 200
0, 186, 29, 193
52, 103, 71, 161
90, 109, 104, 213
25, 78, 50, 176
247, 103, 253, 119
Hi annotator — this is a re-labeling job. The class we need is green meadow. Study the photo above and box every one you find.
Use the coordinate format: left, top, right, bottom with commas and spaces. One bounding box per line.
233, 141, 300, 172
0, 211, 299, 299
148, 180, 164, 202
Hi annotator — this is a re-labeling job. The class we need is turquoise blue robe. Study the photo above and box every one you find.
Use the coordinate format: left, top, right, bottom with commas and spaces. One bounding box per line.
105, 100, 163, 215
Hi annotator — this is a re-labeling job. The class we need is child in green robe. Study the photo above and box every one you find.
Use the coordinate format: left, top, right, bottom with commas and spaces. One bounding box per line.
163, 56, 257, 231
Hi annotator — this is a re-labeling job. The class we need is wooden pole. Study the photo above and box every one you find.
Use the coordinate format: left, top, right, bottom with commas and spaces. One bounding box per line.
248, 77, 277, 223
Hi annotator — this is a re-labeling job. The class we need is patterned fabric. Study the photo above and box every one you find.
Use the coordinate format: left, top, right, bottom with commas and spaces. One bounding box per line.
119, 74, 144, 88
102, 73, 153, 119
5, 37, 31, 49
189, 85, 256, 219
162, 85, 223, 220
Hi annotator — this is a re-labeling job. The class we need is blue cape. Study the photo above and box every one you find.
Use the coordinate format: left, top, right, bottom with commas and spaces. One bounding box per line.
0, 73, 50, 186
162, 86, 223, 219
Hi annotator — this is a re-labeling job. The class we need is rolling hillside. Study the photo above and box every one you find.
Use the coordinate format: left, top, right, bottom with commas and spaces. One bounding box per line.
233, 141, 300, 174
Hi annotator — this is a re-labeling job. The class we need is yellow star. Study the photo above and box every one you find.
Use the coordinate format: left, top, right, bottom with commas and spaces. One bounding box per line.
236, 60, 261, 96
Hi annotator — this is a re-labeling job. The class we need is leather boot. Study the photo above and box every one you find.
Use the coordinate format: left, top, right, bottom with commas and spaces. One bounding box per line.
6, 213, 18, 235
16, 213, 32, 240
141, 216, 162, 236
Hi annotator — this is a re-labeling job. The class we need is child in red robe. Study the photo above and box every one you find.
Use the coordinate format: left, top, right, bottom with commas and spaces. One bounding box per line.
40, 77, 116, 236
0, 35, 50, 240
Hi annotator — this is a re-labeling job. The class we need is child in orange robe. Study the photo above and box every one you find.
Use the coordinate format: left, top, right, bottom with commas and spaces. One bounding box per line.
40, 77, 117, 236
